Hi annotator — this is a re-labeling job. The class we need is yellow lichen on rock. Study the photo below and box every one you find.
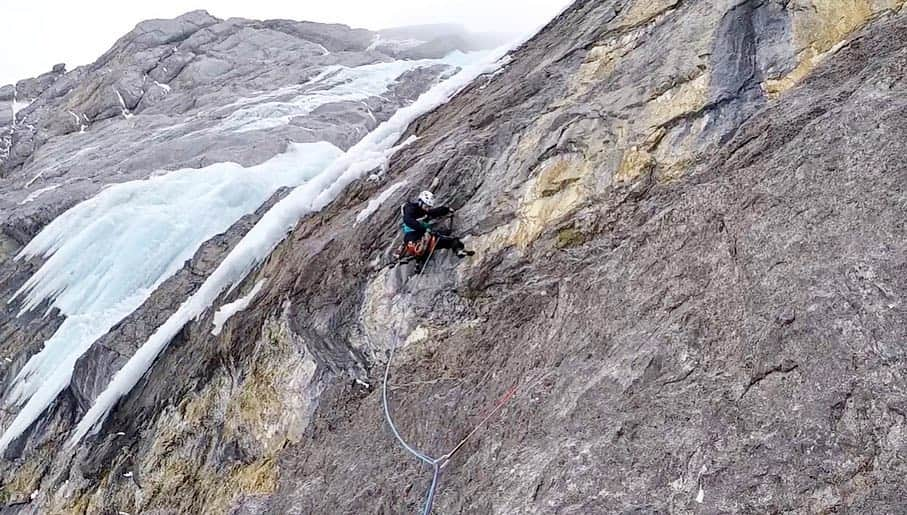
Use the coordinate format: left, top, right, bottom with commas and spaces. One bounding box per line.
95, 317, 316, 515
798, 0, 872, 50
139, 410, 198, 507
182, 376, 227, 425
3, 457, 44, 502
614, 128, 666, 184
470, 154, 593, 257
221, 319, 315, 451
229, 456, 279, 494
514, 111, 560, 158
52, 362, 297, 515
513, 155, 591, 247
75, 470, 123, 515
615, 0, 681, 30
226, 359, 283, 444
468, 0, 906, 260
650, 126, 700, 182
567, 0, 677, 100
555, 227, 587, 249
67, 492, 91, 514
765, 0, 905, 95
641, 73, 710, 129
617, 74, 709, 183
567, 1, 686, 102
573, 33, 639, 97
231, 370, 282, 440
615, 146, 656, 184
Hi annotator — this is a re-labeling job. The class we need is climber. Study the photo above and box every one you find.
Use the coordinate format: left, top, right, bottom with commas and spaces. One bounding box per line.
399, 190, 474, 266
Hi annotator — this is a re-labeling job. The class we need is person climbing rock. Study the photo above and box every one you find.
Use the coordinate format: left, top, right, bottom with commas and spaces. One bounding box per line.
400, 190, 474, 265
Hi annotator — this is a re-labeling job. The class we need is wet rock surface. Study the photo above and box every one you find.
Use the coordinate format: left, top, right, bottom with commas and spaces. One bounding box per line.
3, 1, 907, 514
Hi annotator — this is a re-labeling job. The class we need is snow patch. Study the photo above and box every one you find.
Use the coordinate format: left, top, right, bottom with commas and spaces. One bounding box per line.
406, 326, 430, 345
366, 35, 382, 52
216, 52, 481, 134
153, 80, 171, 93
361, 101, 377, 123
24, 171, 45, 188
67, 44, 515, 446
114, 89, 132, 119
9, 85, 32, 127
367, 35, 426, 53
214, 66, 340, 116
67, 110, 88, 132
211, 279, 266, 335
695, 463, 707, 503
355, 180, 408, 224
12, 100, 31, 117
18, 183, 62, 205
73, 145, 98, 158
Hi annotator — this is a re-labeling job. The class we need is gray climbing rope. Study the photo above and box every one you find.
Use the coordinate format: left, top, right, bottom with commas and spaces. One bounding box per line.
381, 227, 518, 515
382, 339, 445, 515
382, 241, 445, 515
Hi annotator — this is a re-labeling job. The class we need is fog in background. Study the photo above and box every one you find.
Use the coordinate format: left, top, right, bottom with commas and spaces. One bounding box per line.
1, 0, 568, 85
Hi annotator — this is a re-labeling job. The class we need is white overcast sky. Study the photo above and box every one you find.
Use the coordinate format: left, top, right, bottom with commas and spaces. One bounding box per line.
0, 1, 568, 85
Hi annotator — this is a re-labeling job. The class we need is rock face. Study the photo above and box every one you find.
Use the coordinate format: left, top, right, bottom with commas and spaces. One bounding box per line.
0, 10, 491, 453
0, 10, 497, 511
3, 1, 907, 514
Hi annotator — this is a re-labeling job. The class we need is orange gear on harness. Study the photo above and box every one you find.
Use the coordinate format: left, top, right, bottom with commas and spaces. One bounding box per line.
402, 233, 438, 258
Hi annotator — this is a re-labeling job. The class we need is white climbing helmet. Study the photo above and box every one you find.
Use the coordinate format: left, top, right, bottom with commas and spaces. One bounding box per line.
418, 190, 435, 207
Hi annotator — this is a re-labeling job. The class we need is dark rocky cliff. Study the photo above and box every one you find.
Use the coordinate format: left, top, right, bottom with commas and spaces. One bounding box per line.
3, 1, 907, 513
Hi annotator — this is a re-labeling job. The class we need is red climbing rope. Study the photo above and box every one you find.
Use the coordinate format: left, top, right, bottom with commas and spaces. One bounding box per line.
383, 231, 521, 514
440, 384, 519, 466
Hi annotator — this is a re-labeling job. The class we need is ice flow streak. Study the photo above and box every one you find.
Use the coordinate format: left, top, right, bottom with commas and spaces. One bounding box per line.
0, 142, 342, 454
217, 53, 475, 134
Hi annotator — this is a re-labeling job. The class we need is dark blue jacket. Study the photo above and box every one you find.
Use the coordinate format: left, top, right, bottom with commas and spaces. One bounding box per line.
401, 201, 451, 242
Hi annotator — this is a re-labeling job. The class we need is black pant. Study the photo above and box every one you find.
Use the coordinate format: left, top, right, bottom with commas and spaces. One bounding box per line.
403, 230, 465, 257
434, 234, 465, 253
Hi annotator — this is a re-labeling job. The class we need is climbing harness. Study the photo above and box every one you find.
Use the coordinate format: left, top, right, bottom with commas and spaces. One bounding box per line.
388, 212, 454, 271
381, 238, 519, 514
405, 234, 438, 259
